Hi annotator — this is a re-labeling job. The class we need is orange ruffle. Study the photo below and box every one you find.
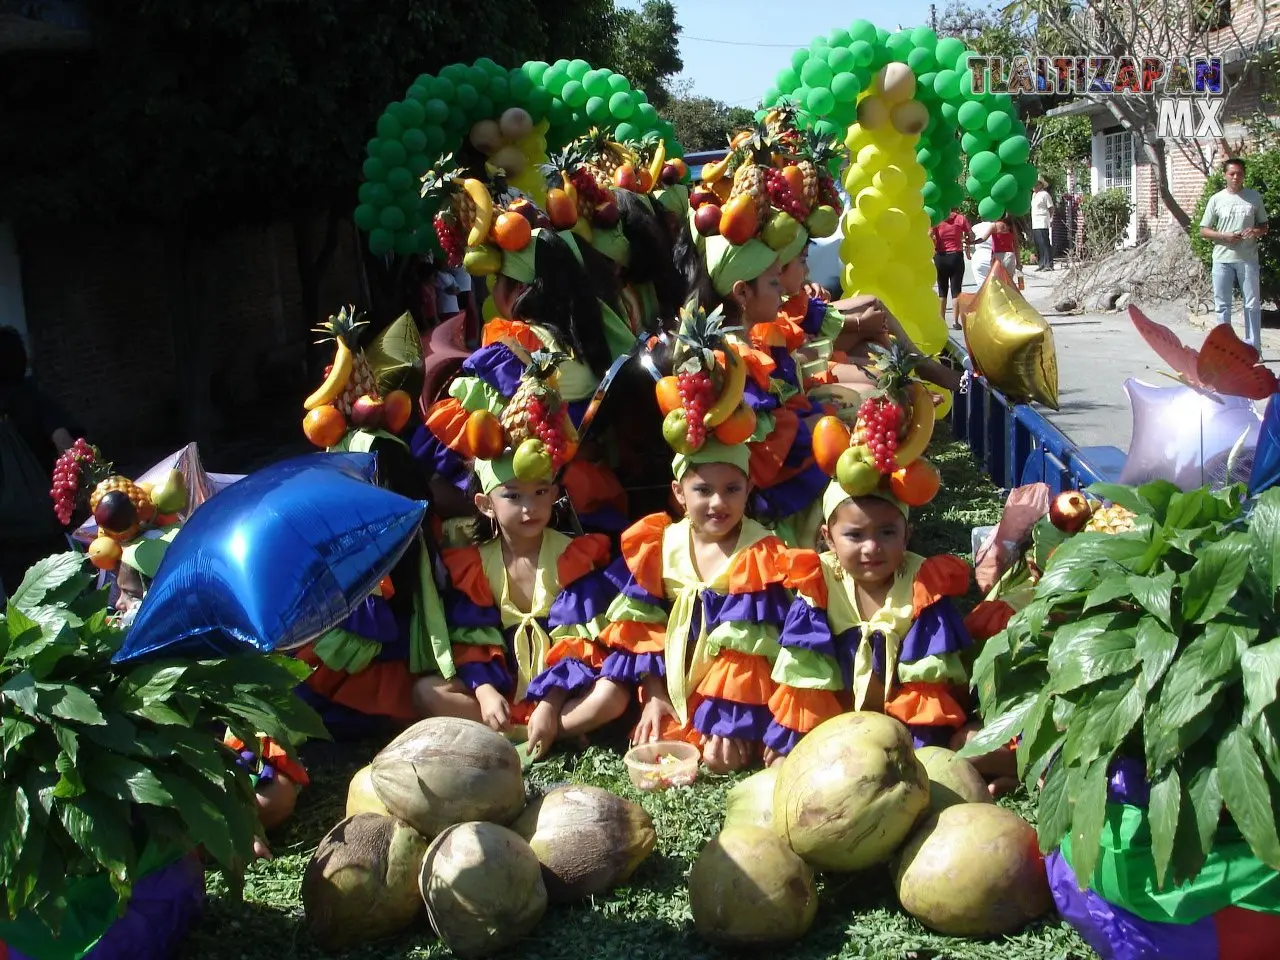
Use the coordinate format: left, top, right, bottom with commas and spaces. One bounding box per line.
546, 635, 607, 669
601, 619, 666, 655
767, 685, 842, 734
779, 294, 809, 322
695, 649, 776, 707
884, 681, 968, 727
510, 699, 537, 726
556, 531, 612, 588
964, 600, 1016, 643
228, 734, 311, 787
780, 548, 827, 606
805, 369, 837, 390
751, 315, 806, 353
482, 318, 544, 353
454, 643, 505, 666
426, 397, 472, 454
295, 644, 419, 723
443, 546, 494, 606
737, 343, 777, 389
748, 407, 799, 488
912, 555, 972, 616
562, 460, 628, 518
620, 513, 671, 598
725, 535, 790, 595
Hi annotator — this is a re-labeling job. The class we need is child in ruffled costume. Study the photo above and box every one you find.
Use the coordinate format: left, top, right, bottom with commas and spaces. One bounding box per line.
414, 357, 630, 760
604, 440, 793, 774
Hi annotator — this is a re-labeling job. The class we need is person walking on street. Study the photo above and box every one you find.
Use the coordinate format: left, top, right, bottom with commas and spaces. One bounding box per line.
1199, 157, 1269, 348
1031, 180, 1055, 271
931, 208, 973, 329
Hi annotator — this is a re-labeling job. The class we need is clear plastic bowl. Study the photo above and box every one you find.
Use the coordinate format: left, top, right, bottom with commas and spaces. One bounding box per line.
623, 740, 700, 792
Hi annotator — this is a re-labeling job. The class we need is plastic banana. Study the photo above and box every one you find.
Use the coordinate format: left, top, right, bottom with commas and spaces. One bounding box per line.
701, 156, 729, 183
647, 139, 667, 190
463, 179, 493, 247
703, 343, 747, 428
303, 339, 352, 410
893, 382, 936, 468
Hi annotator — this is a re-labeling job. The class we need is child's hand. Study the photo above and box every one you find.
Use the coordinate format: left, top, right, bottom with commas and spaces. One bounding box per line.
762, 746, 786, 768
475, 684, 511, 732
526, 700, 560, 760
804, 282, 832, 302
703, 735, 752, 774
631, 697, 677, 746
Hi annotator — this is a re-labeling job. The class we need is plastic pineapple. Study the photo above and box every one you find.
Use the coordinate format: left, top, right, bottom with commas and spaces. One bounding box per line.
546, 144, 610, 220
315, 306, 375, 417
727, 125, 774, 222
501, 351, 576, 463
1085, 504, 1137, 534
580, 127, 634, 181
798, 129, 843, 211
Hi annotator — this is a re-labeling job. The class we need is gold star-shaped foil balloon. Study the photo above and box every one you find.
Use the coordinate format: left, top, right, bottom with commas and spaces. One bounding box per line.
961, 263, 1059, 409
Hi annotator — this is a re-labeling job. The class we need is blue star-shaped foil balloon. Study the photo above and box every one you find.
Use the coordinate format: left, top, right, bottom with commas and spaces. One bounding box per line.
113, 452, 427, 664
1249, 393, 1280, 496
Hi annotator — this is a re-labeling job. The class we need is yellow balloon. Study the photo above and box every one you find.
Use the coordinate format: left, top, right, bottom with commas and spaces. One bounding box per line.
844, 237, 889, 273
961, 267, 1060, 409
856, 143, 886, 172
856, 96, 891, 130
844, 207, 872, 232
874, 129, 904, 154
846, 125, 874, 155
877, 62, 917, 104
910, 210, 933, 236
844, 164, 873, 195
874, 164, 907, 196
856, 187, 888, 221
927, 384, 954, 419
878, 207, 911, 241
905, 164, 927, 192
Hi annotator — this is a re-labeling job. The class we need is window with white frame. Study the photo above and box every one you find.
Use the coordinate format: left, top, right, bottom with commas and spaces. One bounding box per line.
1101, 130, 1133, 191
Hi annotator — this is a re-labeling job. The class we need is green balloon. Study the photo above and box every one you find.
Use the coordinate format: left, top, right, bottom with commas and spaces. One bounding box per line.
407, 84, 428, 103
989, 173, 1018, 203
440, 63, 466, 83
354, 204, 379, 231
526, 86, 552, 119
1008, 192, 1033, 216
376, 114, 402, 140
957, 100, 988, 131
935, 37, 966, 68
911, 26, 937, 47
978, 196, 1005, 220
525, 61, 550, 83
387, 167, 414, 192
402, 128, 428, 153
961, 131, 989, 155
614, 121, 638, 142
831, 71, 862, 103
567, 59, 590, 80
474, 94, 493, 118
907, 46, 936, 72
487, 77, 509, 105
399, 99, 426, 127
369, 228, 393, 255
998, 135, 1031, 165
475, 56, 501, 76
433, 77, 455, 101
762, 86, 780, 106
380, 205, 406, 230
801, 58, 834, 88
637, 102, 659, 124
916, 72, 938, 99
986, 111, 1013, 139
608, 73, 630, 94
791, 47, 811, 71
965, 175, 985, 199
561, 79, 587, 108
813, 119, 841, 139
609, 91, 634, 120
958, 67, 978, 97
548, 96, 573, 128
829, 26, 852, 47
446, 105, 467, 131
807, 86, 835, 115
940, 102, 959, 125
369, 183, 393, 207
358, 181, 378, 203
408, 153, 431, 177
776, 66, 800, 93
849, 19, 877, 43
916, 147, 937, 168
933, 69, 960, 100
381, 140, 407, 167
585, 96, 610, 123
848, 40, 874, 67
924, 205, 940, 224
392, 231, 414, 256
810, 39, 830, 58
424, 98, 449, 124
886, 32, 914, 60
544, 63, 568, 94
1012, 163, 1039, 191
584, 70, 610, 98
921, 181, 942, 205
828, 47, 857, 73
969, 150, 1001, 183
465, 66, 488, 92
455, 84, 478, 110
509, 72, 534, 101
425, 126, 445, 154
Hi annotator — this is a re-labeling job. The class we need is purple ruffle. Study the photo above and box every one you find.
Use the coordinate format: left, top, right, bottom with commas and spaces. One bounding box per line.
342, 595, 401, 645
743, 379, 780, 413
701, 583, 792, 633
910, 725, 955, 749
763, 720, 803, 755
457, 658, 513, 694
769, 348, 799, 390
575, 504, 629, 535
410, 426, 470, 492
779, 599, 837, 657
899, 599, 973, 664
1109, 755, 1150, 807
601, 650, 665, 685
444, 591, 503, 629
753, 462, 828, 519
548, 569, 617, 629
568, 398, 590, 428
692, 696, 772, 740
602, 556, 665, 606
1045, 849, 1219, 960
801, 296, 827, 336
526, 657, 598, 700
462, 343, 524, 398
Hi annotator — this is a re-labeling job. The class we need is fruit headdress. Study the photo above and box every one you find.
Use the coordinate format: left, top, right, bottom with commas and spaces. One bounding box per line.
655, 298, 758, 455
811, 341, 941, 509
301, 306, 423, 449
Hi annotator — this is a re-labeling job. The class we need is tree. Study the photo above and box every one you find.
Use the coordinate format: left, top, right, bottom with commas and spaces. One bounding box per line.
936, 0, 1031, 61
663, 80, 755, 152
1004, 0, 1277, 230
1028, 114, 1093, 193
610, 0, 683, 109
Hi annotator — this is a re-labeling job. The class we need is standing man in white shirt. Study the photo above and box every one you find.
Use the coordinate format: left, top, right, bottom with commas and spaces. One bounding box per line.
1030, 180, 1055, 271
1199, 157, 1270, 348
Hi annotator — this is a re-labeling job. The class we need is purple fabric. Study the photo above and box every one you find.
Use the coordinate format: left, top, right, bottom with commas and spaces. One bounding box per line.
899, 599, 972, 664
601, 650, 665, 685
602, 556, 666, 607
293, 683, 403, 740
575, 504, 629, 535
753, 462, 828, 520
457, 658, 513, 695
779, 599, 837, 657
770, 348, 799, 390
462, 343, 524, 398
1045, 849, 1219, 960
910, 725, 956, 749
784, 416, 814, 468
342, 595, 401, 645
801, 296, 827, 336
743, 379, 780, 413
700, 583, 792, 633
526, 657, 598, 700
763, 720, 803, 755
410, 426, 470, 492
692, 696, 772, 740
1109, 756, 1150, 807
548, 570, 617, 629
568, 398, 589, 428
444, 591, 503, 629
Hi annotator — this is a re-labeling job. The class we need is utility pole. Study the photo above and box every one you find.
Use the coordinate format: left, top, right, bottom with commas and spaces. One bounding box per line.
929, 3, 937, 30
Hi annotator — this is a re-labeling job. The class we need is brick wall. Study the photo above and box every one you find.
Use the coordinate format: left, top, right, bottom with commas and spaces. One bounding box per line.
17, 215, 363, 454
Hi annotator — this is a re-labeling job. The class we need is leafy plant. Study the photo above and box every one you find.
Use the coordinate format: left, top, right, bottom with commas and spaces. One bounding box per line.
1080, 188, 1133, 259
962, 481, 1280, 891
0, 553, 328, 935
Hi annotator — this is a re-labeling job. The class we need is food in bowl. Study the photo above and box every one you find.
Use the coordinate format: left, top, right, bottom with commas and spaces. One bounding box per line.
623, 741, 700, 791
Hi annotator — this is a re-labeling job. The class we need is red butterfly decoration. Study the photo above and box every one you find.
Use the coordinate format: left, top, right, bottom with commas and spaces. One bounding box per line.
1128, 305, 1277, 400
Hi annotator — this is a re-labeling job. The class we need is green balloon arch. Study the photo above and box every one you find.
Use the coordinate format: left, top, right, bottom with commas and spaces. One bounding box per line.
355, 57, 685, 256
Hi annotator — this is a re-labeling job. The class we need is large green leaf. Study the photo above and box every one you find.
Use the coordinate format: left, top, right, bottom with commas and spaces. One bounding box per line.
1048, 630, 1138, 695
24, 623, 80, 681
1082, 577, 1135, 612
7, 553, 88, 611
36, 682, 107, 726
1015, 688, 1054, 780
1218, 725, 1280, 870
1036, 761, 1075, 853
1243, 638, 1280, 725
1147, 628, 1242, 772
1068, 756, 1111, 885
1127, 570, 1175, 630
955, 695, 1036, 760
1047, 612, 1134, 672
1061, 675, 1144, 768
0, 785, 29, 888
80, 752, 174, 807
154, 768, 241, 867
1185, 759, 1223, 864
1181, 533, 1251, 624
1135, 480, 1181, 522
1148, 767, 1180, 889
1165, 487, 1233, 531
2, 605, 43, 662
111, 663, 189, 711
57, 794, 135, 880
1, 672, 39, 717
1248, 487, 1280, 597
5, 795, 44, 918
1085, 482, 1149, 515
1134, 617, 1180, 693
1252, 705, 1280, 783
1, 716, 36, 763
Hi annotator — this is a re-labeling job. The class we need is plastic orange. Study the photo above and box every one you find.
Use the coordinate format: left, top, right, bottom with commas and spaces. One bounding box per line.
383, 390, 413, 433
811, 415, 851, 476
303, 404, 347, 448
493, 211, 532, 252
636, 167, 654, 192
656, 376, 682, 415
890, 458, 942, 507
713, 404, 757, 444
88, 535, 122, 571
670, 158, 688, 179
465, 409, 506, 461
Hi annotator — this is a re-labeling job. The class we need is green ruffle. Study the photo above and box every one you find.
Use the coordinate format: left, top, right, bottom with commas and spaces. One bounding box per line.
448, 375, 506, 415
898, 652, 969, 686
706, 621, 780, 660
750, 409, 777, 443
311, 627, 381, 674
551, 613, 611, 644
410, 537, 451, 676
771, 645, 842, 690
604, 592, 668, 624
451, 626, 506, 648
819, 303, 844, 340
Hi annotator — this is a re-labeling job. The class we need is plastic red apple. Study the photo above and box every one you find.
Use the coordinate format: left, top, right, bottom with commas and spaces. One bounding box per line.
350, 394, 386, 430
694, 204, 722, 237
1049, 490, 1094, 533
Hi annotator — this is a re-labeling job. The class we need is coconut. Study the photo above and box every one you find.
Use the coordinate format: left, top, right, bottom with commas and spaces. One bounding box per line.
689, 825, 818, 946
724, 767, 779, 830
510, 785, 655, 902
915, 746, 992, 812
894, 803, 1051, 936
370, 717, 525, 838
302, 813, 429, 949
346, 764, 391, 818
773, 711, 929, 872
419, 821, 547, 959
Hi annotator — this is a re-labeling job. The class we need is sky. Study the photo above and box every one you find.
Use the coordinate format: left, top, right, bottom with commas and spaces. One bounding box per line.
624, 0, 941, 106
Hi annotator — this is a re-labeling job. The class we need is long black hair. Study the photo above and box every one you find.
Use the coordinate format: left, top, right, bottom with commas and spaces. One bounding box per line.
575, 239, 627, 328
509, 230, 611, 379
614, 189, 686, 326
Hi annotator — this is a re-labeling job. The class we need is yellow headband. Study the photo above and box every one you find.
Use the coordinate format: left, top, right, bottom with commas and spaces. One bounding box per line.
672, 440, 751, 480
821, 480, 909, 523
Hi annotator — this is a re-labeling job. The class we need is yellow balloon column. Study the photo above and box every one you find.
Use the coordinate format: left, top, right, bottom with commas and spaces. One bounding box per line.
838, 64, 946, 356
